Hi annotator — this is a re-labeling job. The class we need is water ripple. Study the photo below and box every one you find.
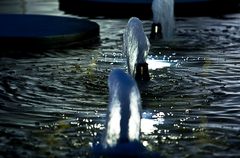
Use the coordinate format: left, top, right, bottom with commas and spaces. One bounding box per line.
1, 12, 240, 157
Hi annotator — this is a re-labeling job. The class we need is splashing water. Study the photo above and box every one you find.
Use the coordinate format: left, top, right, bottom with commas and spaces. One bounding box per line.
104, 69, 142, 146
93, 69, 149, 157
1, 1, 240, 158
152, 0, 175, 39
123, 17, 150, 77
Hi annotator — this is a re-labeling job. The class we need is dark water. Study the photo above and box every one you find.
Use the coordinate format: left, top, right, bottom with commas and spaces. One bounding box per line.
0, 1, 240, 157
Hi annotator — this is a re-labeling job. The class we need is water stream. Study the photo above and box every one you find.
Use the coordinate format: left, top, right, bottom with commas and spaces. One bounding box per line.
0, 0, 240, 157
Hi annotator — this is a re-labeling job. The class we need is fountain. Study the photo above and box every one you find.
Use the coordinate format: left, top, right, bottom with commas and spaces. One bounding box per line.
93, 69, 160, 158
123, 17, 150, 81
150, 0, 175, 40
104, 69, 142, 147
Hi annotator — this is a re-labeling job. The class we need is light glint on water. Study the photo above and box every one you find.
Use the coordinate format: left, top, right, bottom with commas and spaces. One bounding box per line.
147, 59, 171, 70
1, 1, 240, 158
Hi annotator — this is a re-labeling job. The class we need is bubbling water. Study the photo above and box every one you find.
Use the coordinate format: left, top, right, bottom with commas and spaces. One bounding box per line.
123, 17, 175, 80
104, 69, 142, 147
123, 17, 150, 80
151, 0, 175, 39
93, 69, 160, 158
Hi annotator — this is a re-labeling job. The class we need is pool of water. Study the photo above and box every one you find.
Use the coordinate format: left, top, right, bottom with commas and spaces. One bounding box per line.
0, 1, 240, 157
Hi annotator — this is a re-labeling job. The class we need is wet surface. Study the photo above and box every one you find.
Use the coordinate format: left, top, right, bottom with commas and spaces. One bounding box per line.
0, 0, 240, 157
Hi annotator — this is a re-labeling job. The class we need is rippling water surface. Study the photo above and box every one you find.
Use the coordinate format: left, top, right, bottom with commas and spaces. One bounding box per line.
0, 1, 240, 157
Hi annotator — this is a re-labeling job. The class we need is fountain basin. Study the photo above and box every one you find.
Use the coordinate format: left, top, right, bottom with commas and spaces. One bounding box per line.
0, 14, 99, 51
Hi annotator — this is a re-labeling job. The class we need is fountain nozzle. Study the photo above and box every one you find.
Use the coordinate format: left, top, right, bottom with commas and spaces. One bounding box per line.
150, 23, 162, 40
135, 63, 150, 81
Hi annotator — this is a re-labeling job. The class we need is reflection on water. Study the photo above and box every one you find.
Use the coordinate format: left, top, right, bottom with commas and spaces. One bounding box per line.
0, 0, 240, 158
147, 58, 172, 70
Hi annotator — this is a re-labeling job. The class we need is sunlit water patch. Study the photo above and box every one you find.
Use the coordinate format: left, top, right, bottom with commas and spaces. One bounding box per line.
0, 1, 240, 157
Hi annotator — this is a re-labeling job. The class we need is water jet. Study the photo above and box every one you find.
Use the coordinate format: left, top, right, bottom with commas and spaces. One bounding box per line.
123, 17, 150, 81
93, 69, 161, 158
151, 0, 175, 40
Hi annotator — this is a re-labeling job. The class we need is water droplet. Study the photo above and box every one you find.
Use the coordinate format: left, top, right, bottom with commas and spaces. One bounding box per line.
185, 109, 190, 113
